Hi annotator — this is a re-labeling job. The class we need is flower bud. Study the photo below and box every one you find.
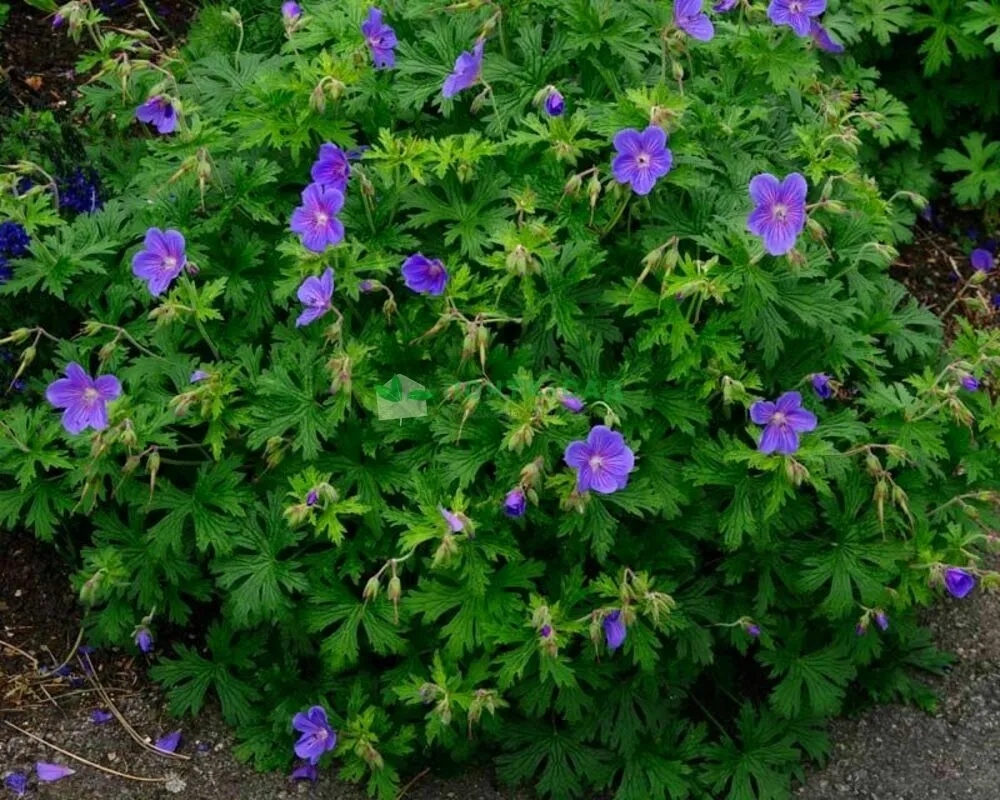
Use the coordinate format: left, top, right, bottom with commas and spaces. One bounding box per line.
362, 575, 381, 602
123, 454, 141, 474
2, 327, 30, 344
672, 61, 684, 83
20, 346, 36, 367
586, 175, 602, 210
563, 174, 583, 196
387, 575, 402, 603
432, 534, 459, 567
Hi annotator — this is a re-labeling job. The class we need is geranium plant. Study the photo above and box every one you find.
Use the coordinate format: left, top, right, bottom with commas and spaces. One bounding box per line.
2, 1, 1000, 799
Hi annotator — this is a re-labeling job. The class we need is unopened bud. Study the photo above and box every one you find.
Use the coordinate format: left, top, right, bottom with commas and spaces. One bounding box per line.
563, 174, 583, 196
362, 575, 381, 602
586, 175, 601, 209
2, 327, 30, 344
20, 346, 36, 367
387, 575, 402, 603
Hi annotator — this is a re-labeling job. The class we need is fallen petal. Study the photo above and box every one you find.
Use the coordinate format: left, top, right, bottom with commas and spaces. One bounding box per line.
37, 762, 76, 782
155, 730, 182, 753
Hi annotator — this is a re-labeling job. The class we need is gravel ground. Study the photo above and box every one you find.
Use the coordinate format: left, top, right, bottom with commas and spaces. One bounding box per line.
799, 588, 1000, 799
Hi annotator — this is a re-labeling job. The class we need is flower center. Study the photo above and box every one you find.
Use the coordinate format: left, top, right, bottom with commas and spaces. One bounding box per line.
771, 411, 787, 426
772, 203, 788, 222
163, 256, 177, 271
428, 262, 441, 276
789, 1, 802, 11
636, 154, 650, 168
315, 212, 329, 226
588, 455, 604, 471
82, 388, 99, 405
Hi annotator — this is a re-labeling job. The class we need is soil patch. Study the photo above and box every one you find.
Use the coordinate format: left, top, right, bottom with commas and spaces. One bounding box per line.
0, 0, 196, 114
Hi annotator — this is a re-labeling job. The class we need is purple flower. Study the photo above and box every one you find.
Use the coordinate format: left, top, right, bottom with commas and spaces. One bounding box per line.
560, 393, 585, 413
135, 626, 154, 653
809, 20, 844, 53
91, 709, 114, 724
58, 167, 103, 214
767, 0, 826, 37
504, 488, 526, 518
874, 611, 889, 631
282, 1, 301, 21
290, 183, 345, 253
992, 294, 1000, 309
190, 370, 209, 383
674, 0, 714, 41
713, 0, 738, 10
292, 706, 337, 765
747, 623, 760, 638
46, 363, 122, 435
540, 624, 552, 638
4, 772, 28, 797
811, 373, 833, 400
155, 731, 182, 753
135, 96, 178, 135
544, 89, 564, 117
306, 489, 319, 507
855, 623, 866, 637
961, 374, 980, 392
401, 253, 448, 295
290, 762, 319, 782
971, 248, 994, 273
747, 172, 808, 256
611, 126, 673, 196
603, 610, 627, 651
295, 268, 335, 327
750, 391, 817, 455
0, 220, 31, 257
132, 227, 187, 296
36, 763, 75, 782
442, 40, 484, 98
439, 506, 464, 532
53, 13, 65, 27
944, 567, 976, 599
359, 279, 376, 292
361, 7, 397, 70
564, 425, 635, 494
310, 144, 350, 192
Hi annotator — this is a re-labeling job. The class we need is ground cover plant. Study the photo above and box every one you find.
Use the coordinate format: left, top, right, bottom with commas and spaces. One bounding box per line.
3, 1, 1000, 798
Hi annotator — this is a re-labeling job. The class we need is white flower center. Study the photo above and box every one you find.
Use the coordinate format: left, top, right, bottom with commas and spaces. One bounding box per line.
315, 212, 329, 226
82, 388, 99, 405
637, 154, 650, 168
773, 203, 788, 222
589, 455, 604, 471
789, 1, 803, 11
163, 256, 177, 271
771, 411, 787, 426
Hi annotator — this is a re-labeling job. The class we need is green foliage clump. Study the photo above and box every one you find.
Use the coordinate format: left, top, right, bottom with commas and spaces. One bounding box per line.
3, 2, 1000, 799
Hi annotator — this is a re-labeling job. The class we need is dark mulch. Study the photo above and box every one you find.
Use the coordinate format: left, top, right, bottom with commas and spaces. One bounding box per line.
891, 212, 998, 339
0, 0, 197, 114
